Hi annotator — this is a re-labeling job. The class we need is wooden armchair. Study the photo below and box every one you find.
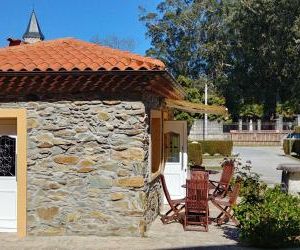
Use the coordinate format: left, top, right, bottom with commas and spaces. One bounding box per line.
160, 174, 185, 224
210, 177, 241, 226
184, 172, 209, 231
210, 160, 235, 198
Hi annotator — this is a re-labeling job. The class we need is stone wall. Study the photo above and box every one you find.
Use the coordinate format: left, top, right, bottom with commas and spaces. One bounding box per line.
230, 131, 288, 146
0, 92, 163, 236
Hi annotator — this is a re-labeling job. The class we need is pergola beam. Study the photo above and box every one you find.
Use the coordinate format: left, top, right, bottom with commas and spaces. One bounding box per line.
164, 99, 228, 116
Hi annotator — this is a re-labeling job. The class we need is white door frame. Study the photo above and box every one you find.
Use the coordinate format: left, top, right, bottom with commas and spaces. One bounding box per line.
0, 135, 17, 232
163, 120, 187, 200
0, 109, 27, 238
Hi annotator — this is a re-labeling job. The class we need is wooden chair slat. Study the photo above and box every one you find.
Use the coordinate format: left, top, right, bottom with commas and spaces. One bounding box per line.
210, 160, 235, 198
184, 172, 209, 231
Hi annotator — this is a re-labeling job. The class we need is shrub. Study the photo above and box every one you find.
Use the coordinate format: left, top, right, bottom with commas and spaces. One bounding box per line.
188, 143, 202, 165
235, 187, 300, 248
197, 140, 233, 156
234, 157, 300, 247
292, 140, 300, 155
283, 139, 300, 155
234, 157, 266, 200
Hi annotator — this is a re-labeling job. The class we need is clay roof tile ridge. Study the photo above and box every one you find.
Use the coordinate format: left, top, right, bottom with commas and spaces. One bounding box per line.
0, 37, 165, 71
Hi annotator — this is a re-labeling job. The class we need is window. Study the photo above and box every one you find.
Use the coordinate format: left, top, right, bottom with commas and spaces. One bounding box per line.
0, 136, 16, 176
150, 110, 162, 176
164, 132, 180, 163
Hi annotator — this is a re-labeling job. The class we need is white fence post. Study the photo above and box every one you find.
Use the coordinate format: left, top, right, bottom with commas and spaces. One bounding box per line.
238, 119, 242, 131
249, 119, 253, 131
297, 114, 300, 126
276, 115, 283, 131
257, 119, 261, 131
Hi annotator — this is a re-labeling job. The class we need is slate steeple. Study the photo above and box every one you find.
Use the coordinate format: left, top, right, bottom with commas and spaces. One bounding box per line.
22, 10, 45, 43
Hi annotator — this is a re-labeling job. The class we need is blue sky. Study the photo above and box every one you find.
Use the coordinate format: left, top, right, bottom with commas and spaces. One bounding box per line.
0, 0, 161, 55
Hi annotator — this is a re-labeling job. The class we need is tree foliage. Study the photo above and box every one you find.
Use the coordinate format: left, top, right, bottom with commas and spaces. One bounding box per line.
276, 101, 298, 120
173, 76, 203, 126
140, 1, 205, 78
173, 75, 226, 126
239, 104, 264, 120
140, 0, 300, 119
227, 0, 300, 119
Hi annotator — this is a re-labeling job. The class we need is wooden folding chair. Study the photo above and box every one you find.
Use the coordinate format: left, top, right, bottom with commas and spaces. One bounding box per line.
210, 178, 241, 226
160, 174, 185, 224
184, 172, 209, 231
190, 169, 207, 180
210, 159, 235, 198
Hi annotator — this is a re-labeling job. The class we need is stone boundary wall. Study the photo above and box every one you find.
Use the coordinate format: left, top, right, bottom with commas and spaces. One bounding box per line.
189, 119, 290, 145
230, 131, 289, 146
0, 93, 162, 236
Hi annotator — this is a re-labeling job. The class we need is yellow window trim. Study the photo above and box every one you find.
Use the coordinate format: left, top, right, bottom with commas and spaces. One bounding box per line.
0, 109, 27, 238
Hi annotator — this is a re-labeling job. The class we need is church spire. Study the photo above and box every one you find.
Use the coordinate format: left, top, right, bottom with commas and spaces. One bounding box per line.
22, 10, 45, 43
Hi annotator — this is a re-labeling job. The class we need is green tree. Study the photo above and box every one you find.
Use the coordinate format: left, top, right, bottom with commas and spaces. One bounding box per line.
139, 0, 238, 118
140, 0, 300, 119
174, 76, 226, 126
139, 0, 229, 123
139, 0, 206, 78
239, 104, 264, 120
173, 76, 202, 126
276, 101, 298, 120
226, 0, 300, 118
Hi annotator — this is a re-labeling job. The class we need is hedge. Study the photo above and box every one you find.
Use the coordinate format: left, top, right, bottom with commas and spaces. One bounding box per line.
293, 140, 300, 155
283, 139, 300, 155
283, 139, 292, 155
188, 143, 202, 165
191, 140, 233, 156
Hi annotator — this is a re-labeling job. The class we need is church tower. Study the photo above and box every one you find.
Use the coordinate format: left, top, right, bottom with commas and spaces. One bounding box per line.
22, 10, 45, 43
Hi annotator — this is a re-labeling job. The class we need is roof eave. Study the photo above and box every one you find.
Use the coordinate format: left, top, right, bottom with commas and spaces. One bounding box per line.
162, 71, 186, 100
0, 69, 185, 99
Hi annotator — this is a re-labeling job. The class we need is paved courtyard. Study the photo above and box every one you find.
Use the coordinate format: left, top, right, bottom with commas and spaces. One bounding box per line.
233, 146, 300, 185
2, 146, 298, 249
1, 207, 255, 250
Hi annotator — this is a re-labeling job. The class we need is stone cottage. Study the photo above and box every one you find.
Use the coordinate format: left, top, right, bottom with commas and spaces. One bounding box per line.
0, 36, 185, 237
0, 15, 227, 238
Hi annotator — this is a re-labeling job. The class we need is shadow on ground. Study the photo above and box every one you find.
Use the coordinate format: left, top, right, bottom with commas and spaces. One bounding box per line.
162, 241, 257, 250
162, 247, 251, 250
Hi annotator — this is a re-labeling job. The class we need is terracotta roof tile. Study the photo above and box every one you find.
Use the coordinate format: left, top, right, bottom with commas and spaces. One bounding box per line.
0, 38, 165, 72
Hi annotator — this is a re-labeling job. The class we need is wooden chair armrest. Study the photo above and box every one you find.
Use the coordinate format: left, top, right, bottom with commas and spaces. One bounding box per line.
208, 182, 216, 190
